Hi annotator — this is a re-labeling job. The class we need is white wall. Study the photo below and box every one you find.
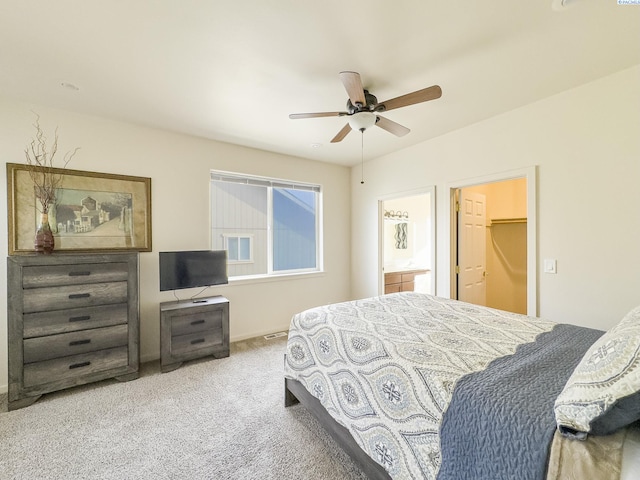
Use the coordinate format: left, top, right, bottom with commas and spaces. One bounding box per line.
0, 98, 352, 391
352, 65, 640, 331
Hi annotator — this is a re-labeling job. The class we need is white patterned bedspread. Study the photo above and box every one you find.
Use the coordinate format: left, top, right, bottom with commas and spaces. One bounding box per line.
284, 292, 556, 480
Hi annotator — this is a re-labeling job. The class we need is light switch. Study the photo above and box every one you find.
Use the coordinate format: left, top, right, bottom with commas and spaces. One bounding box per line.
544, 259, 557, 274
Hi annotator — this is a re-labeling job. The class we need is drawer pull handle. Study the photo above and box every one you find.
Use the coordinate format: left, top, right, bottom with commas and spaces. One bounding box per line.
191, 338, 205, 345
69, 339, 91, 346
69, 361, 91, 370
69, 293, 90, 299
69, 315, 91, 322
190, 319, 206, 326
69, 271, 91, 276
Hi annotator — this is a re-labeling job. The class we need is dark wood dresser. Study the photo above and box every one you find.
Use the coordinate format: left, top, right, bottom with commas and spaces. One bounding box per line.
7, 253, 139, 410
384, 269, 428, 294
159, 296, 229, 373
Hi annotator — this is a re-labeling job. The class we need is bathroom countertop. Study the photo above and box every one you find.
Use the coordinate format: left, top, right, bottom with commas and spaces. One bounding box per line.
384, 267, 430, 274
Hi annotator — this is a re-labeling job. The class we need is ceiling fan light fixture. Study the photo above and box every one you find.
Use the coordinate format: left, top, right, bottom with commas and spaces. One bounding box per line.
348, 112, 376, 132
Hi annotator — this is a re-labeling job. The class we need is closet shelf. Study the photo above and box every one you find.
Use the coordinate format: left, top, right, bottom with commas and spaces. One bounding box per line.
489, 217, 527, 226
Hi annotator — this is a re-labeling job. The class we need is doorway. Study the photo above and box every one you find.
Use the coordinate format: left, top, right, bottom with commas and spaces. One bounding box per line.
449, 167, 537, 316
378, 187, 436, 296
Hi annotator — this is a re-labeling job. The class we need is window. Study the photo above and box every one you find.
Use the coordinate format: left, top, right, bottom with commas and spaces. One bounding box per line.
211, 171, 322, 279
223, 234, 253, 263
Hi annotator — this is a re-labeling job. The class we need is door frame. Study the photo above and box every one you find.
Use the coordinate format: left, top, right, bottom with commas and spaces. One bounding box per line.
448, 166, 538, 316
378, 186, 436, 296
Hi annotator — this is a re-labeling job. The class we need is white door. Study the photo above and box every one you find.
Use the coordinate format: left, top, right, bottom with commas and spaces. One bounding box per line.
457, 190, 487, 306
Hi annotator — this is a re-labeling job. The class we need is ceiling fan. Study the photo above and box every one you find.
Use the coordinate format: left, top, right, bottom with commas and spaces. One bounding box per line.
289, 71, 442, 143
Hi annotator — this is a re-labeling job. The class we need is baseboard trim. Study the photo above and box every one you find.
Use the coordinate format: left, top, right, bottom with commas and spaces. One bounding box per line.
231, 326, 290, 343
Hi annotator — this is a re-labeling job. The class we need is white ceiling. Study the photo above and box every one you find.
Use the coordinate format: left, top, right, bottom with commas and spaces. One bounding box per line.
1, 1, 638, 166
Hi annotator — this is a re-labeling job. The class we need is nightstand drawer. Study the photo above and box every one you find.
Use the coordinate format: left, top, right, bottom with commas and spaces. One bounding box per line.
171, 328, 224, 355
22, 263, 129, 288
171, 309, 223, 337
23, 303, 129, 338
23, 324, 129, 363
23, 346, 129, 388
23, 281, 128, 313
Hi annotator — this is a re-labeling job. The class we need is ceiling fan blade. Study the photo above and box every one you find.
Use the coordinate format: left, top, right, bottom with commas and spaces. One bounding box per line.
377, 85, 442, 112
330, 123, 352, 143
375, 115, 410, 137
339, 71, 366, 106
289, 111, 346, 119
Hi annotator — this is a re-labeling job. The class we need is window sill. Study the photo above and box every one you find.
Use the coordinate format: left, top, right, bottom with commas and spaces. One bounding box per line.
227, 270, 325, 286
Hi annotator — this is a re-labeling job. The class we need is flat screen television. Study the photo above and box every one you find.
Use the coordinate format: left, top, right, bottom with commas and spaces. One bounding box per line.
159, 250, 228, 291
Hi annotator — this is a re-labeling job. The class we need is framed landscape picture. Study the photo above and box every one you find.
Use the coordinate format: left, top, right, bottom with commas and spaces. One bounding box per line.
7, 163, 152, 254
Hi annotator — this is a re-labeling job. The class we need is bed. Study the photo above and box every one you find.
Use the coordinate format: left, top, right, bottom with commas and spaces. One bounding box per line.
283, 292, 640, 480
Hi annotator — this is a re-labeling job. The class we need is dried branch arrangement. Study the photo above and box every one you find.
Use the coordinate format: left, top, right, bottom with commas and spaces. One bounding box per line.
24, 114, 80, 214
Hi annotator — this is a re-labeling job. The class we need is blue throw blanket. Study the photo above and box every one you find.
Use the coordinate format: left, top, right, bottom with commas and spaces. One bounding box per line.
438, 323, 603, 480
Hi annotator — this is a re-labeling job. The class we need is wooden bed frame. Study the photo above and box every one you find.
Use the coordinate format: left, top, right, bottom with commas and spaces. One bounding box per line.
284, 376, 391, 480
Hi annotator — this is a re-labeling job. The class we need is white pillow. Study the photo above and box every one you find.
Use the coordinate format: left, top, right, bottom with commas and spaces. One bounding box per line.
554, 305, 640, 439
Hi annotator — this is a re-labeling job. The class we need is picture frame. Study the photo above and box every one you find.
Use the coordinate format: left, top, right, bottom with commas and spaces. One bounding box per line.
7, 163, 152, 254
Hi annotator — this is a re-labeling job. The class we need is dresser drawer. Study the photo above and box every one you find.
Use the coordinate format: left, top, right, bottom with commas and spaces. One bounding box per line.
22, 281, 128, 313
22, 262, 129, 288
23, 324, 129, 363
171, 309, 223, 337
23, 303, 129, 338
23, 346, 129, 388
171, 328, 223, 356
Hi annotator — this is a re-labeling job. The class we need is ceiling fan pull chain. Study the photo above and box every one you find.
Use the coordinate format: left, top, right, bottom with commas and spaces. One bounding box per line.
361, 130, 365, 185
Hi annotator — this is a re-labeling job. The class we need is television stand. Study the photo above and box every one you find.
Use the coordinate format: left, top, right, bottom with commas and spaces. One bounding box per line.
159, 296, 229, 373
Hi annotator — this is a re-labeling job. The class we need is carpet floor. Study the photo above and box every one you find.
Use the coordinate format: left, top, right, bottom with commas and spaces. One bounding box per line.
0, 335, 369, 480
